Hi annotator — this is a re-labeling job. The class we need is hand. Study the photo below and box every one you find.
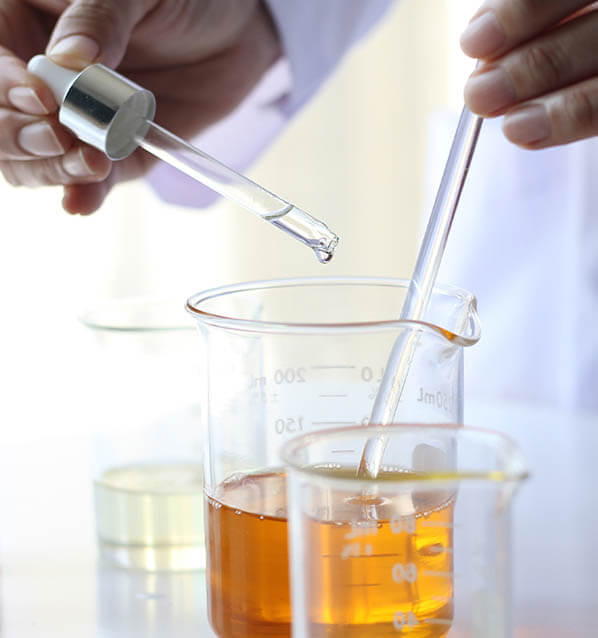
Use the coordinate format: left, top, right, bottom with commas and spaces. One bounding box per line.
461, 1, 598, 149
0, 0, 281, 214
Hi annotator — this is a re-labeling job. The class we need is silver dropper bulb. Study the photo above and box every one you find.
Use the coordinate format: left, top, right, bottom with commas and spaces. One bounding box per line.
28, 55, 155, 160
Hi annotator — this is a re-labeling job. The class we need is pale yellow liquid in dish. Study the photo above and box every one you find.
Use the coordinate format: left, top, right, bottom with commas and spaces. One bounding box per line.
94, 463, 204, 571
206, 470, 453, 637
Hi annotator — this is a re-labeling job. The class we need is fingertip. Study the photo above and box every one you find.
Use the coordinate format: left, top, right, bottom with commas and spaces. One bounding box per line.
460, 11, 506, 60
62, 145, 112, 180
502, 104, 551, 148
62, 185, 81, 214
47, 35, 100, 70
81, 146, 112, 177
45, 1, 150, 73
463, 77, 483, 117
8, 85, 55, 115
4, 59, 58, 115
18, 120, 73, 157
62, 182, 107, 215
463, 66, 515, 116
32, 80, 59, 113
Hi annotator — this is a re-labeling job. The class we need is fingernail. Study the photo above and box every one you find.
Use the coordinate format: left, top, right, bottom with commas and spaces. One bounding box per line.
63, 147, 95, 177
19, 121, 66, 156
8, 86, 50, 115
465, 67, 515, 114
461, 11, 506, 58
48, 35, 100, 67
503, 104, 551, 145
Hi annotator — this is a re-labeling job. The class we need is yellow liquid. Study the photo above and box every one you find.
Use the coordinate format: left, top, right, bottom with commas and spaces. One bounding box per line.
206, 470, 453, 637
94, 463, 205, 571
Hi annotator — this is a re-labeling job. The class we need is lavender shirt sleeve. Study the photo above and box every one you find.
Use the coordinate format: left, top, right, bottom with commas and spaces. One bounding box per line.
266, 0, 394, 114
147, 0, 394, 208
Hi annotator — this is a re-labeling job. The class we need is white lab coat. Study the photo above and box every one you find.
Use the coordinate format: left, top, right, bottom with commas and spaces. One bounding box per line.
149, 0, 598, 412
435, 114, 598, 412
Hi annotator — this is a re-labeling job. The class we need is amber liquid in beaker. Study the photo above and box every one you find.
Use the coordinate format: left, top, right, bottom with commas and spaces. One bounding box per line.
207, 471, 290, 637
206, 470, 453, 638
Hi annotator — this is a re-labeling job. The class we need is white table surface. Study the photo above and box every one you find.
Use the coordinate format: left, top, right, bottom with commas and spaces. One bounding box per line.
1, 399, 596, 637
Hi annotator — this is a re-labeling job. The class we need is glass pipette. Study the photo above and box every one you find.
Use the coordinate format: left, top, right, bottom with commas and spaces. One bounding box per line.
26, 55, 339, 263
136, 121, 339, 263
358, 105, 483, 479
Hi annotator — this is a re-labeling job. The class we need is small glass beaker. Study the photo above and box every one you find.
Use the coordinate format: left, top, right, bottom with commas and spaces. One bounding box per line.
81, 298, 204, 571
281, 424, 528, 638
186, 277, 480, 637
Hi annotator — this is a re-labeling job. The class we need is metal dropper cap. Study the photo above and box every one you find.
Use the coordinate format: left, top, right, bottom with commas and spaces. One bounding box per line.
27, 55, 156, 160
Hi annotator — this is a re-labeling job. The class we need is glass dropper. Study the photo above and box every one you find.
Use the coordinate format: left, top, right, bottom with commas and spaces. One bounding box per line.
26, 55, 339, 264
136, 121, 338, 263
358, 104, 483, 479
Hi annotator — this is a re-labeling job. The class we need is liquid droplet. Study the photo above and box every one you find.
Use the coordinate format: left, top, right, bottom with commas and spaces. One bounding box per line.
314, 248, 333, 264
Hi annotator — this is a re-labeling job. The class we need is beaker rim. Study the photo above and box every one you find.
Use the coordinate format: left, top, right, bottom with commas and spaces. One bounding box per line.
186, 276, 481, 346
280, 423, 529, 485
80, 296, 195, 333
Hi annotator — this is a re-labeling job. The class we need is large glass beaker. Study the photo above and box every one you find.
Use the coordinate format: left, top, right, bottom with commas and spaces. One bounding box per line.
186, 277, 480, 637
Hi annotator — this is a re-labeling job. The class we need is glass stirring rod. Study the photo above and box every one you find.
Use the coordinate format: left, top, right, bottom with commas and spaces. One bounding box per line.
26, 55, 339, 263
136, 122, 338, 263
358, 105, 483, 479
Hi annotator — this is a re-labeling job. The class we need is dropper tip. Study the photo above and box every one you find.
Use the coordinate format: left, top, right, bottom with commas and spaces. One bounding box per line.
314, 233, 339, 264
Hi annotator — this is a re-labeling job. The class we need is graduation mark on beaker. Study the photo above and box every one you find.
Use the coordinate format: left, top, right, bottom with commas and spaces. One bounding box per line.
392, 562, 418, 584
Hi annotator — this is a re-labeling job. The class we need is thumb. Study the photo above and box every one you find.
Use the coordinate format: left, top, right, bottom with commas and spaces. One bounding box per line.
45, 0, 155, 70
